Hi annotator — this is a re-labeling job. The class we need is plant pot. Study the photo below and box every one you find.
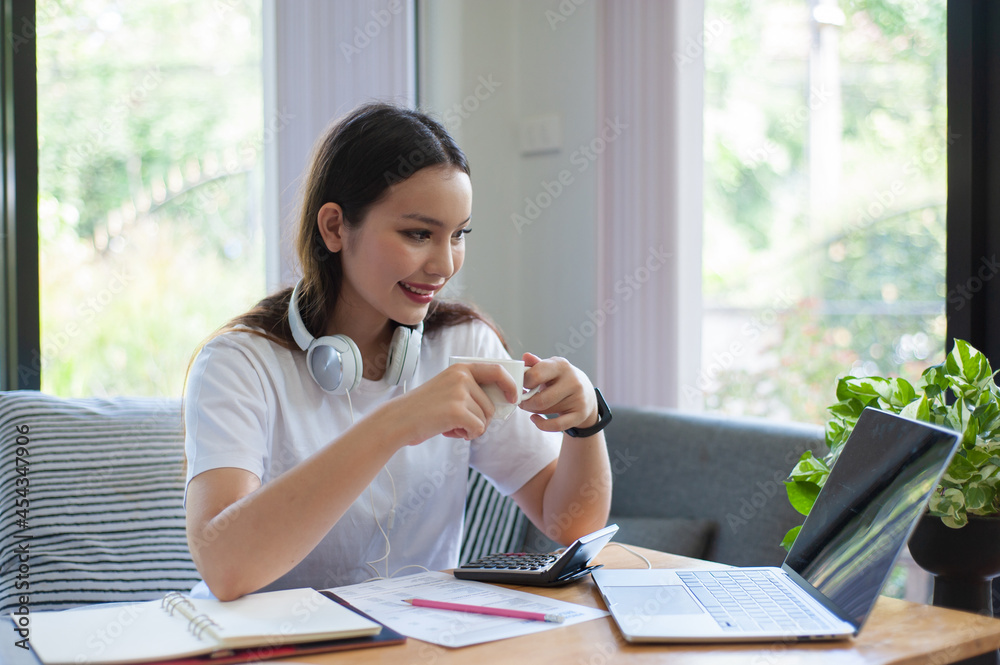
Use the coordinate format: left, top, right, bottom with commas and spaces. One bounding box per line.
908, 512, 1000, 665
908, 512, 1000, 616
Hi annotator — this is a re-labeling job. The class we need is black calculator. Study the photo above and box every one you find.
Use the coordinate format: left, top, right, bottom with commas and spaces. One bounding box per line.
454, 524, 619, 586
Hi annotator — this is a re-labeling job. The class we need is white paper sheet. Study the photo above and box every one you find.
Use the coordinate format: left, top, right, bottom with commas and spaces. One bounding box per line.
328, 571, 607, 648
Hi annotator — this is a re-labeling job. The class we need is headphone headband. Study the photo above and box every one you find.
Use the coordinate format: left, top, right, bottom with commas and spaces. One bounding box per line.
288, 281, 315, 352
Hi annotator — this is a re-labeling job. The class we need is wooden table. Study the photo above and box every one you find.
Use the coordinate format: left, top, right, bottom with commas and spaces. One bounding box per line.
285, 545, 1000, 665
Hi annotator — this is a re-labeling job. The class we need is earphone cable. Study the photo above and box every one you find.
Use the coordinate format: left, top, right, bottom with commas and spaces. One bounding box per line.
605, 542, 652, 569
365, 484, 392, 579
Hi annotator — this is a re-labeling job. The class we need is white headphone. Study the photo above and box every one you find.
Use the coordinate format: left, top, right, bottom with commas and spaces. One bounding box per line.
287, 280, 422, 394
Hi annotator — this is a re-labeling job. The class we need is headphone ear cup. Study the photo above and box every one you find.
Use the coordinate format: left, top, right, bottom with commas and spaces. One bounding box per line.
385, 324, 422, 386
307, 334, 362, 394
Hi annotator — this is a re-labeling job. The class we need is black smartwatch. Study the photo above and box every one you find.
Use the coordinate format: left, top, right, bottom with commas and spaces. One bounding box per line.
565, 388, 612, 438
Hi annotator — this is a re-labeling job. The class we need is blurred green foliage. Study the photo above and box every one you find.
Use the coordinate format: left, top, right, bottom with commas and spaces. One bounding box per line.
36, 0, 265, 397
702, 0, 947, 424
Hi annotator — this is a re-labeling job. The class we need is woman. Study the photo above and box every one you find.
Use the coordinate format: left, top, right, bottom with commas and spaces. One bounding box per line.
184, 102, 612, 601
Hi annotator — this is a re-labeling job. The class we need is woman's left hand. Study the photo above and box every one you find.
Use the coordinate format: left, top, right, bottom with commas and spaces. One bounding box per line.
519, 353, 599, 433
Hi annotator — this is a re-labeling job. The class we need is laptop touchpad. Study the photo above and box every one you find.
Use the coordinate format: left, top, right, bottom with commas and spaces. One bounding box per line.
607, 585, 704, 616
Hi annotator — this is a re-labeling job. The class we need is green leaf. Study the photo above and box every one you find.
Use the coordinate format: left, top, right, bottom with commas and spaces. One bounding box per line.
962, 412, 981, 450
899, 394, 930, 422
828, 399, 865, 420
965, 448, 992, 467
941, 513, 967, 528
788, 451, 830, 480
973, 398, 1000, 436
965, 485, 989, 511
947, 340, 993, 385
804, 338, 1000, 528
885, 378, 916, 409
843, 377, 889, 398
824, 419, 852, 452
919, 364, 950, 398
780, 525, 802, 552
928, 487, 966, 526
944, 454, 979, 483
785, 481, 821, 516
835, 377, 862, 402
945, 401, 967, 433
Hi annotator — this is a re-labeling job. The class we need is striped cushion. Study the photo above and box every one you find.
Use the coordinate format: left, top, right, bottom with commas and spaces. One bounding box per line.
460, 469, 528, 563
0, 391, 527, 611
0, 391, 200, 613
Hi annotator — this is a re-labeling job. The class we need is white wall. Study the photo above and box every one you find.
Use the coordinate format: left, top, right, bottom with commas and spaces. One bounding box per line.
265, 0, 701, 401
419, 0, 601, 379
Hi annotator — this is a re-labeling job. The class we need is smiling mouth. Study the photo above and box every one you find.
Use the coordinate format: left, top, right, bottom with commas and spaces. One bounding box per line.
400, 282, 436, 296
399, 282, 444, 297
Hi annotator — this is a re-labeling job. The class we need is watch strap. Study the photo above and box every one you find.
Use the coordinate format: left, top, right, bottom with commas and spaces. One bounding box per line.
565, 388, 612, 438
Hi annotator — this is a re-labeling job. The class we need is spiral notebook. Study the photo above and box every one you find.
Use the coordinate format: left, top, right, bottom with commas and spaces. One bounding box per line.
23, 588, 382, 665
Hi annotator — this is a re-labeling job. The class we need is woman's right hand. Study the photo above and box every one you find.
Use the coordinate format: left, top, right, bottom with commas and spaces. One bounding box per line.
391, 362, 518, 444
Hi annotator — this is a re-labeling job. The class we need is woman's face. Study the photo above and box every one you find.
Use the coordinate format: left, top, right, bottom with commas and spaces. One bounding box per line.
334, 165, 473, 329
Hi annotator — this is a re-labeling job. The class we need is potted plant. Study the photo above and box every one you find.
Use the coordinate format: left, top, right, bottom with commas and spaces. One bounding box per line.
783, 339, 1000, 615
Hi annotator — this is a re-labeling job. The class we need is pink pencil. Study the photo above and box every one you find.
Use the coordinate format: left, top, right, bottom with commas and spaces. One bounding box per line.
403, 598, 565, 623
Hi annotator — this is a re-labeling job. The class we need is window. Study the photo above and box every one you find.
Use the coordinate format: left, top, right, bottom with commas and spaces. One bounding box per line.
701, 0, 947, 423
34, 0, 264, 396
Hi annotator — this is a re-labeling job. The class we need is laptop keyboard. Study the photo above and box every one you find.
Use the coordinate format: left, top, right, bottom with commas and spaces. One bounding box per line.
677, 570, 836, 633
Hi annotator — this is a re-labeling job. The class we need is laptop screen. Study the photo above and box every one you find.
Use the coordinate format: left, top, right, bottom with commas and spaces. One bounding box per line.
782, 408, 959, 628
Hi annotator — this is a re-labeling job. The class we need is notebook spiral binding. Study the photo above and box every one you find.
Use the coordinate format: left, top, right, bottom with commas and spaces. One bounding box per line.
161, 591, 222, 641
161, 591, 196, 617
189, 614, 221, 640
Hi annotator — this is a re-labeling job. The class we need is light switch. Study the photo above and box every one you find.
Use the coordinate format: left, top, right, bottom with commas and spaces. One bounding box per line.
520, 114, 562, 155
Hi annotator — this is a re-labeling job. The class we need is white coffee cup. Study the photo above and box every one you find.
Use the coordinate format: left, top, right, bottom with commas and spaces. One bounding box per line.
448, 356, 541, 421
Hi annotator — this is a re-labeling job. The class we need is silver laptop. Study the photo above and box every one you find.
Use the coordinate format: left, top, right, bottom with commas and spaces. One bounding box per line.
593, 407, 960, 643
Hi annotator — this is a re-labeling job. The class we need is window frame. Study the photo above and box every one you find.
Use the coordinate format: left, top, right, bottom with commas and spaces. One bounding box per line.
3, 2, 999, 394
2, 0, 39, 391
945, 2, 1000, 361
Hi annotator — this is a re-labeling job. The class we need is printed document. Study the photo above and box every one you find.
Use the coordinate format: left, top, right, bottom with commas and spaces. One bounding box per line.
329, 571, 607, 647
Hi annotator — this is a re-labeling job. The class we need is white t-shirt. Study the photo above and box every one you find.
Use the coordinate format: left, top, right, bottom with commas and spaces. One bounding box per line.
183, 319, 561, 592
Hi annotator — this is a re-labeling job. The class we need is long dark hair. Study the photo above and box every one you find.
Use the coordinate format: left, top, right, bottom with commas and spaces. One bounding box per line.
219, 101, 504, 352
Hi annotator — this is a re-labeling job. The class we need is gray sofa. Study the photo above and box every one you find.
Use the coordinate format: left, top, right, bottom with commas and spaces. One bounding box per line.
543, 406, 828, 567
0, 392, 825, 618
